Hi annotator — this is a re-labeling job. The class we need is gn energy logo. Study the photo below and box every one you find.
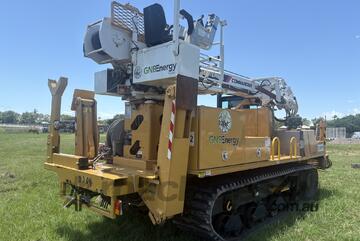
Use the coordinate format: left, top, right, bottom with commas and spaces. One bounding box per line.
134, 63, 177, 79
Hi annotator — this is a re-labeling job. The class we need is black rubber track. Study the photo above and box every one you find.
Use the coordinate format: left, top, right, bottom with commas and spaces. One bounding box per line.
175, 163, 316, 241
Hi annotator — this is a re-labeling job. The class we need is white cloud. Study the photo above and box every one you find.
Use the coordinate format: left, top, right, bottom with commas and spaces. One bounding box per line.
320, 107, 360, 119
321, 110, 345, 120
353, 108, 360, 115
356, 35, 360, 39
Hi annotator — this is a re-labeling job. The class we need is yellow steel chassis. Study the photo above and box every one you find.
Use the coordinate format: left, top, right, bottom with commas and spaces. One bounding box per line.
45, 77, 326, 223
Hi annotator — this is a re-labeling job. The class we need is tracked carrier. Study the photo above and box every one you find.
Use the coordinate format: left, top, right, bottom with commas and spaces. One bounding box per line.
45, 1, 331, 240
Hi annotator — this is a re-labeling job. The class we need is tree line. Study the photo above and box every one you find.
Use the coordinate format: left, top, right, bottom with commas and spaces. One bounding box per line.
0, 110, 123, 126
325, 114, 360, 137
1, 109, 359, 136
0, 110, 50, 125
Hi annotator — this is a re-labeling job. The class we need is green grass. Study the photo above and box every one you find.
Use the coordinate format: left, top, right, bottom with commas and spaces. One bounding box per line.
0, 133, 359, 241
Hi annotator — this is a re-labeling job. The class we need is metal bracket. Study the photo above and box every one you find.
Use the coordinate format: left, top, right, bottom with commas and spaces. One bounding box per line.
48, 77, 68, 97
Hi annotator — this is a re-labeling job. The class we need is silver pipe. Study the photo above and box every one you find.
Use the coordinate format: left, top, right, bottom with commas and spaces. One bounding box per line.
173, 0, 180, 56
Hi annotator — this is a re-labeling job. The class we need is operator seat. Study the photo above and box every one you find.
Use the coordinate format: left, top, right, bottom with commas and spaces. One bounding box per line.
144, 3, 173, 47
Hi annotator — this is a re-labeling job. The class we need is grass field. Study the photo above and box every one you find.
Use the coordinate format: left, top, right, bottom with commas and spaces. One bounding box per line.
0, 133, 359, 241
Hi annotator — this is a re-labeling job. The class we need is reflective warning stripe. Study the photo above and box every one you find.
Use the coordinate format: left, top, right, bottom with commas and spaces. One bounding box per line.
168, 100, 176, 160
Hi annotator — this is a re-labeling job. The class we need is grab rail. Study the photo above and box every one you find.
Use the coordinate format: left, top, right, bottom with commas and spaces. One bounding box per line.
271, 137, 281, 161
290, 137, 298, 159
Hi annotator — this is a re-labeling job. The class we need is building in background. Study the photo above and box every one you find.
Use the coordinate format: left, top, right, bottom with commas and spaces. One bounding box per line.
326, 127, 346, 140
352, 132, 360, 139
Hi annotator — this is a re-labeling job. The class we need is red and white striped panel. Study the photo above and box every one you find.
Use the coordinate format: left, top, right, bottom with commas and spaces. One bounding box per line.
167, 100, 176, 160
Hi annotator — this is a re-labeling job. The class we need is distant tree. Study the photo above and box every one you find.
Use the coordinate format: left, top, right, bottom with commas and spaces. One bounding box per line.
311, 117, 325, 126
285, 114, 303, 129
106, 114, 125, 125
1, 111, 20, 124
20, 112, 36, 124
97, 117, 108, 126
113, 114, 124, 120
37, 113, 50, 123
302, 118, 311, 126
19, 109, 44, 124
311, 114, 360, 138
327, 114, 360, 137
61, 114, 75, 121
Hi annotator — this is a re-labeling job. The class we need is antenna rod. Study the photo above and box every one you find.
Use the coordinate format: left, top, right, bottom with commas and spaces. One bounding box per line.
173, 0, 180, 55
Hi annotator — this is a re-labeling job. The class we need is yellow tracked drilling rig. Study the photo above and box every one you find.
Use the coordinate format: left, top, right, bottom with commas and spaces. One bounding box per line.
45, 1, 331, 240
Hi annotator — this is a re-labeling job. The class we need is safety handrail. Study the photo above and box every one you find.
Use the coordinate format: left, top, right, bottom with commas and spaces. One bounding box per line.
271, 137, 281, 161
289, 137, 298, 159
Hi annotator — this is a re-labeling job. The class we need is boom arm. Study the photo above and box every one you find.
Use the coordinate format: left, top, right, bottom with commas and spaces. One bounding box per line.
199, 63, 298, 117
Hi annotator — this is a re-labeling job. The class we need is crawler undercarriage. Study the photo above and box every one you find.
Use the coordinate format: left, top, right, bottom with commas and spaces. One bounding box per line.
179, 163, 319, 240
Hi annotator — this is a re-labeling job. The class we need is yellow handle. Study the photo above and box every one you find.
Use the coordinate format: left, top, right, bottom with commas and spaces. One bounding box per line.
271, 137, 281, 161
290, 137, 297, 159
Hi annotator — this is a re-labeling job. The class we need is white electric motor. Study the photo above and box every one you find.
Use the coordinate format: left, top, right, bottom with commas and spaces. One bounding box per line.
83, 17, 134, 64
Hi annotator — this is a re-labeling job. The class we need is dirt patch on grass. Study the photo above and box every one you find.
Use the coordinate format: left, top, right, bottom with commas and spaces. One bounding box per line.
0, 172, 16, 179
0, 171, 17, 190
